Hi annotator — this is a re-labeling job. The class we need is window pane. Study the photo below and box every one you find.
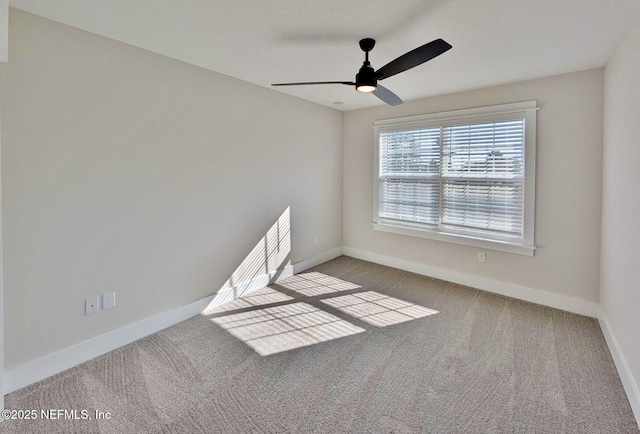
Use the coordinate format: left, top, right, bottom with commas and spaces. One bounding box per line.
441, 180, 523, 235
379, 179, 439, 225
442, 120, 524, 179
380, 128, 440, 177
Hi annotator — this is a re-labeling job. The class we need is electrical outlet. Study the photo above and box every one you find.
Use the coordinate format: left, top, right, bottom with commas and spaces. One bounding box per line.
477, 251, 486, 263
102, 291, 116, 310
85, 296, 100, 315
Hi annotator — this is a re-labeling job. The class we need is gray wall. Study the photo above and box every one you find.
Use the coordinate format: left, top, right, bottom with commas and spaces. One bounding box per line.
0, 10, 343, 369
601, 11, 640, 412
344, 69, 604, 303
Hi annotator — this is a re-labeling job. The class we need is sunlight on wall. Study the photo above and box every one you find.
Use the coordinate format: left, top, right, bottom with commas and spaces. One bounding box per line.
210, 302, 366, 356
321, 291, 439, 327
220, 206, 291, 288
202, 207, 291, 314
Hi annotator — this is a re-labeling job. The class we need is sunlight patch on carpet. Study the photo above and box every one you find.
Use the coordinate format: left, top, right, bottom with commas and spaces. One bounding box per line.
277, 272, 361, 297
320, 291, 439, 327
210, 302, 365, 356
205, 287, 294, 313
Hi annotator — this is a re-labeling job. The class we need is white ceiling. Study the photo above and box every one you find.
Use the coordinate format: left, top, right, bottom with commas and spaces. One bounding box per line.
9, 0, 640, 111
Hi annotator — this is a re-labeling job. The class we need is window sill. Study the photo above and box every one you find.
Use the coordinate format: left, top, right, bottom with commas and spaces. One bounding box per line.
371, 222, 535, 256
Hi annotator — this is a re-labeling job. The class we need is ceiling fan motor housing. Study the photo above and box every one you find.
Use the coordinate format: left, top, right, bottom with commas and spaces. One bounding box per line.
356, 63, 377, 92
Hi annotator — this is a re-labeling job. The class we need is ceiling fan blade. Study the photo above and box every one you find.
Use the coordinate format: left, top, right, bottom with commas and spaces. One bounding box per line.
373, 85, 403, 106
271, 81, 355, 86
376, 39, 452, 81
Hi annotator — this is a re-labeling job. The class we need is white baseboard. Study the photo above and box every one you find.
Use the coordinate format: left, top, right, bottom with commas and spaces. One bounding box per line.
342, 247, 598, 318
598, 305, 640, 426
4, 292, 219, 395
293, 247, 343, 274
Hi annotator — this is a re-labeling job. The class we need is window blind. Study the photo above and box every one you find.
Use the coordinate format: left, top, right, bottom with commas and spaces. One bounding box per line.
378, 119, 525, 240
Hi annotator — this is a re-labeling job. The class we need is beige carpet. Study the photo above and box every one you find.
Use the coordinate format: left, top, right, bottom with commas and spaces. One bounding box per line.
1, 256, 638, 433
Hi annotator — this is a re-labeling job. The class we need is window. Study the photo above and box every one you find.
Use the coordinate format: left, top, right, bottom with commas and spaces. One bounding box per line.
373, 101, 537, 255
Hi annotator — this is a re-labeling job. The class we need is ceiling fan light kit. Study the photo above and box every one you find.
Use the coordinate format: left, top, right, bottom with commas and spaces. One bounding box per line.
272, 37, 452, 106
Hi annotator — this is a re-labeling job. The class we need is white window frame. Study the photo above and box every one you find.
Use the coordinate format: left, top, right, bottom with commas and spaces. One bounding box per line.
372, 101, 537, 256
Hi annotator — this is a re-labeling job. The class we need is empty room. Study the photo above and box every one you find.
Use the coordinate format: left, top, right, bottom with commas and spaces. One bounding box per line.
0, 0, 639, 432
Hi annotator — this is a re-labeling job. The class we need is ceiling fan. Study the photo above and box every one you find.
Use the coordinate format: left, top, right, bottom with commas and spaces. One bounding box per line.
272, 38, 452, 106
